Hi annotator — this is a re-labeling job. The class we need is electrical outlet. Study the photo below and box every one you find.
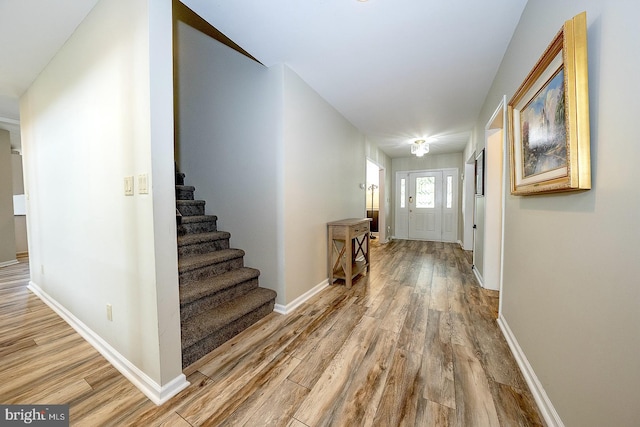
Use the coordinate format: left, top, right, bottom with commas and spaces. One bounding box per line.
106, 304, 113, 321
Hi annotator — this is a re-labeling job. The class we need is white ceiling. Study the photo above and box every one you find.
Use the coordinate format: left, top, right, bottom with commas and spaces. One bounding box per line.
180, 0, 527, 157
0, 0, 527, 158
0, 0, 100, 151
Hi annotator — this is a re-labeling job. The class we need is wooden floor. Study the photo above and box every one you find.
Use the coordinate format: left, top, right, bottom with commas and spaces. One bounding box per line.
0, 241, 544, 426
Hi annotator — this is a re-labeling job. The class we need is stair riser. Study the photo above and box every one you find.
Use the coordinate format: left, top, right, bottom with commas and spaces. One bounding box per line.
177, 204, 205, 216
178, 221, 217, 236
182, 300, 275, 367
176, 188, 195, 200
179, 258, 244, 285
178, 239, 230, 257
176, 173, 185, 186
180, 278, 259, 322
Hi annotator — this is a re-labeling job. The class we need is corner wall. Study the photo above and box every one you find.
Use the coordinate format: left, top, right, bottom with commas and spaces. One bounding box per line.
175, 21, 368, 307
476, 1, 640, 425
20, 0, 184, 399
175, 21, 283, 302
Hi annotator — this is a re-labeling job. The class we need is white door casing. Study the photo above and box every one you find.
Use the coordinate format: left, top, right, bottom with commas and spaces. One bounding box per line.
482, 96, 508, 304
395, 169, 458, 242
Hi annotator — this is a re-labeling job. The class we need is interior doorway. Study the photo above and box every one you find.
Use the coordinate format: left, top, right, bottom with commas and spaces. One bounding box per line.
366, 159, 386, 242
475, 96, 507, 302
462, 156, 475, 251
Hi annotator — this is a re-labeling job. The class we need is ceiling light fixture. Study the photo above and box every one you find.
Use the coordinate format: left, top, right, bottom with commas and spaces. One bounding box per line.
411, 139, 429, 157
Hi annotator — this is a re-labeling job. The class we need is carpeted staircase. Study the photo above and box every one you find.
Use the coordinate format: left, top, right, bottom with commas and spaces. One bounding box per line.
176, 170, 277, 368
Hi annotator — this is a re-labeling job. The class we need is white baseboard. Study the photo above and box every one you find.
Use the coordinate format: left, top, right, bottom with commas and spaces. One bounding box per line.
0, 259, 19, 268
274, 279, 330, 315
27, 281, 189, 405
472, 264, 484, 287
497, 314, 564, 427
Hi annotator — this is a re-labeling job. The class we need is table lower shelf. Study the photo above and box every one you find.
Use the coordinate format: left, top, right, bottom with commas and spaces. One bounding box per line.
332, 259, 369, 281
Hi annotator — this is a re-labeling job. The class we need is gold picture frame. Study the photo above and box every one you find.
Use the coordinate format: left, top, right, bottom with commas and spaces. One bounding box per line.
508, 12, 591, 195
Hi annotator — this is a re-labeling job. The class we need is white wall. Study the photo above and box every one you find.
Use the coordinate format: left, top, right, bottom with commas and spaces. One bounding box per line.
12, 153, 28, 254
282, 66, 366, 302
392, 152, 463, 172
462, 139, 476, 251
175, 21, 283, 301
462, 158, 475, 250
20, 0, 183, 395
148, 0, 184, 386
0, 129, 17, 265
482, 130, 502, 291
477, 1, 640, 425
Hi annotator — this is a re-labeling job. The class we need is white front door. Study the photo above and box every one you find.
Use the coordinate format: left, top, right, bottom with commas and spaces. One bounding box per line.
395, 168, 458, 242
409, 171, 442, 240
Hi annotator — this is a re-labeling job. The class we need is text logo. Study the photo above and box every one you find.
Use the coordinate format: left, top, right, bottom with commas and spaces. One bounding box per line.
1, 405, 68, 426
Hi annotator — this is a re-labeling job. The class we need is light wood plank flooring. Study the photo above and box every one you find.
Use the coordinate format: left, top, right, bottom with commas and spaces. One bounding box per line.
0, 241, 544, 426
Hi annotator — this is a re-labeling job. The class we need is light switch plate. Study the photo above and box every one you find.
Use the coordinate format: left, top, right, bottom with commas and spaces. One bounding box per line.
124, 176, 134, 196
138, 174, 148, 194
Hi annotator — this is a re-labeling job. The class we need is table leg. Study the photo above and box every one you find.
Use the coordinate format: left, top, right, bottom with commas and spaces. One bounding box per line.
345, 235, 352, 289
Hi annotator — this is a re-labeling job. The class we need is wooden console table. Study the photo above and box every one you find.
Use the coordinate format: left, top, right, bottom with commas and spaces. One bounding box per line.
327, 218, 371, 289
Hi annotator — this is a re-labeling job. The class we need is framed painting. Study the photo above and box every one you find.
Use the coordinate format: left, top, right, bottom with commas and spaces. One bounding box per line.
508, 12, 591, 195
475, 149, 484, 196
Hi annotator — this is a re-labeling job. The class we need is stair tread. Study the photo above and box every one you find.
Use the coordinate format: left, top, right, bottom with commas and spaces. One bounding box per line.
176, 200, 205, 206
178, 231, 231, 246
181, 287, 277, 348
176, 185, 195, 191
180, 215, 217, 223
180, 267, 260, 305
178, 249, 245, 273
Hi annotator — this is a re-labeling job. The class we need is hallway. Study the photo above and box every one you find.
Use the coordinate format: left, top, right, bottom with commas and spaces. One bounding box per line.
0, 241, 543, 426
